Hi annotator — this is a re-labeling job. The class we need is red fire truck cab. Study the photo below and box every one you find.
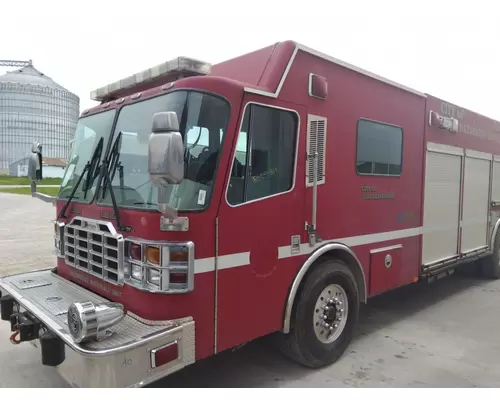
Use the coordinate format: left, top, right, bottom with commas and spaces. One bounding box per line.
2, 40, 500, 387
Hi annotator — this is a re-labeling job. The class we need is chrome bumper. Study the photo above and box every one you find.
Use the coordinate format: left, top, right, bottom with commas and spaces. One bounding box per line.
0, 268, 195, 388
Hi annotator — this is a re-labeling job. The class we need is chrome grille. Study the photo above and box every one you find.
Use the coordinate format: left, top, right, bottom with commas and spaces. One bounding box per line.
64, 216, 124, 285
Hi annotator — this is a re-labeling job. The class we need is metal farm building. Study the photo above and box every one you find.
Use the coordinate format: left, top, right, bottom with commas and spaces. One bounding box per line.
0, 60, 80, 174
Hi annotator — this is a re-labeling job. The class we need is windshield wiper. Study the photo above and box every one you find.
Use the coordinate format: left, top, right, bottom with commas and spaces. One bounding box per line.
95, 132, 130, 232
59, 137, 104, 219
102, 131, 124, 202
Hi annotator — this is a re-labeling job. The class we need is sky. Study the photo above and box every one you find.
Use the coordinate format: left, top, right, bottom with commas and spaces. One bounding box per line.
1, 0, 498, 120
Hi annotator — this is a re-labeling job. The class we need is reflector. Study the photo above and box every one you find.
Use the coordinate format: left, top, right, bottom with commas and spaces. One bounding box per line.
151, 341, 179, 368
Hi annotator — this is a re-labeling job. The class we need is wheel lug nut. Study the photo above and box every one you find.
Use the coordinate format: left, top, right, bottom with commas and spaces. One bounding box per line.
324, 306, 330, 311
322, 315, 327, 320
334, 324, 339, 328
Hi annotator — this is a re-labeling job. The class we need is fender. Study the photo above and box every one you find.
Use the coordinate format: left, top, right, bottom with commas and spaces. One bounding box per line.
282, 242, 367, 334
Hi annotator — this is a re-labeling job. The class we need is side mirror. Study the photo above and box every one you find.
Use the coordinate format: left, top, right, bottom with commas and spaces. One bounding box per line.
27, 142, 43, 182
148, 111, 185, 218
148, 111, 185, 186
27, 141, 56, 205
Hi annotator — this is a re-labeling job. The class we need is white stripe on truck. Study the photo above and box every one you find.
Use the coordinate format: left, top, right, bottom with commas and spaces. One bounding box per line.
194, 227, 425, 274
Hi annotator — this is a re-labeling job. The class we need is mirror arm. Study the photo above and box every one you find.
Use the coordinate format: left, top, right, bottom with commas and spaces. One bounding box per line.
30, 181, 56, 206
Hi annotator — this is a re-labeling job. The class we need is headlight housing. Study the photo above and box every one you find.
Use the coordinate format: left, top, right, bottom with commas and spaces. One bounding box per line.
124, 239, 194, 293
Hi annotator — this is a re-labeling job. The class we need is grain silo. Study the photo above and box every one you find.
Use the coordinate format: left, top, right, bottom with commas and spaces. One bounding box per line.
0, 60, 80, 175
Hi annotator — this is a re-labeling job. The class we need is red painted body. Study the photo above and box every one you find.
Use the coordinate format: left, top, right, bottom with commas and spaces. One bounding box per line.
53, 40, 500, 362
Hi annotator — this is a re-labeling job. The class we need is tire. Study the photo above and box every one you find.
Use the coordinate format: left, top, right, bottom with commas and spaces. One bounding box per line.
481, 228, 500, 279
279, 258, 360, 368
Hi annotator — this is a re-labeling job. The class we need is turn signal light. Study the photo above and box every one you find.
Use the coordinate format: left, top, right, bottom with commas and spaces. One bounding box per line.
170, 249, 188, 263
146, 246, 161, 265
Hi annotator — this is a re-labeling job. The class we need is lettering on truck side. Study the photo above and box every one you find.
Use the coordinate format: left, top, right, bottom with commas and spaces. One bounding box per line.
69, 270, 122, 297
440, 100, 498, 142
361, 185, 395, 200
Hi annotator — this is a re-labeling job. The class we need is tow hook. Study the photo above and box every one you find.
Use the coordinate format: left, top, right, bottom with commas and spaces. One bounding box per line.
9, 311, 42, 343
10, 330, 20, 345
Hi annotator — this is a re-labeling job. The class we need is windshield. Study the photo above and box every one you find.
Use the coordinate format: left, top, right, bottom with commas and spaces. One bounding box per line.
98, 90, 230, 211
59, 110, 116, 202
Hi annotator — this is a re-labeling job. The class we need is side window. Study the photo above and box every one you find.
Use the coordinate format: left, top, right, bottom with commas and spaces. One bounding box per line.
227, 104, 298, 205
356, 119, 403, 176
185, 126, 210, 156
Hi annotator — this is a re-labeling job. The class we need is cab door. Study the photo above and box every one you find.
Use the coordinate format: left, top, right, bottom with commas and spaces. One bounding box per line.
215, 96, 306, 352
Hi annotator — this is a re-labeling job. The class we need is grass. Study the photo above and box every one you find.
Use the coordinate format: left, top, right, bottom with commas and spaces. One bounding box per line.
0, 175, 62, 186
0, 186, 60, 196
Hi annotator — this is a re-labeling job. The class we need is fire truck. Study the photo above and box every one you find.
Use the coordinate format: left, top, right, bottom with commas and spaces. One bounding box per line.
1, 40, 500, 387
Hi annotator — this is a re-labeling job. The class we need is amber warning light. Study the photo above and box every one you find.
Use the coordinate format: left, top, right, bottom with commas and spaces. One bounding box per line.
429, 110, 459, 133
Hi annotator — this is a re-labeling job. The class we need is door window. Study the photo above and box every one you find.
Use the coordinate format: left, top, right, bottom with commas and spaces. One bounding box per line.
227, 103, 299, 205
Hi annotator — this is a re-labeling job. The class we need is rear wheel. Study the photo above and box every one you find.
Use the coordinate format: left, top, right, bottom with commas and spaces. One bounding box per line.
279, 258, 360, 368
481, 228, 500, 279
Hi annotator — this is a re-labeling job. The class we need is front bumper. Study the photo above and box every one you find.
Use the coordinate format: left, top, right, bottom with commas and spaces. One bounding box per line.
0, 268, 195, 388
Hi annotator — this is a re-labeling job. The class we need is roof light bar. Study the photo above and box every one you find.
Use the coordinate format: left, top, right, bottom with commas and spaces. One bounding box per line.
90, 56, 212, 102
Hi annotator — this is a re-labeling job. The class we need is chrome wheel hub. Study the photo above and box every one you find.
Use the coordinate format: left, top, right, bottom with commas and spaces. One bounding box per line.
313, 284, 348, 344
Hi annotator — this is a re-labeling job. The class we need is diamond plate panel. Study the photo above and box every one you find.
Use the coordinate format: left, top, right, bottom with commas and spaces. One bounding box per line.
0, 269, 189, 351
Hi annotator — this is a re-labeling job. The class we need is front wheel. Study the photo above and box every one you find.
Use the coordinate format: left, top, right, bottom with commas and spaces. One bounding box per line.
279, 258, 360, 368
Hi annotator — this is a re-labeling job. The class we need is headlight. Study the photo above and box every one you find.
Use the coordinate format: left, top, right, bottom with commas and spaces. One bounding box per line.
148, 268, 160, 286
131, 264, 143, 281
67, 301, 125, 343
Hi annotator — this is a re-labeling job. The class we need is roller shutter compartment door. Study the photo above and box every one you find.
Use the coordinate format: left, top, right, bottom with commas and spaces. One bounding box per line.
491, 159, 500, 204
422, 150, 462, 265
460, 154, 491, 253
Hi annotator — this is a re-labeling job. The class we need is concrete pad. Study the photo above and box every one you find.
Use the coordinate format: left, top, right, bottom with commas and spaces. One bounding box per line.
1, 193, 500, 387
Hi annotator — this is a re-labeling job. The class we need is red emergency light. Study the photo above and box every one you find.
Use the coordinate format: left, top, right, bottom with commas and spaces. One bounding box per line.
429, 110, 459, 133
90, 56, 212, 103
